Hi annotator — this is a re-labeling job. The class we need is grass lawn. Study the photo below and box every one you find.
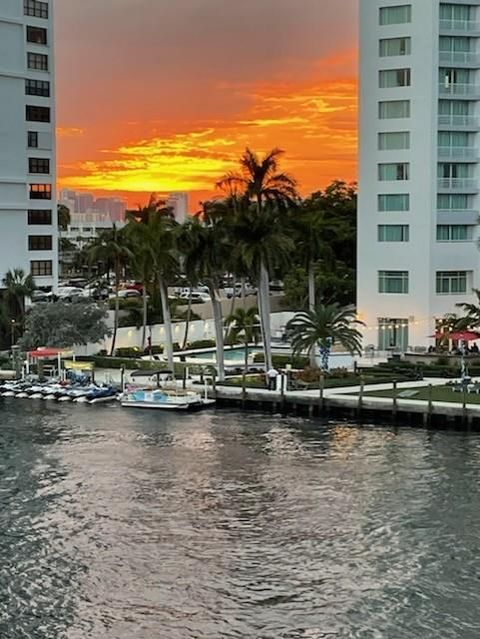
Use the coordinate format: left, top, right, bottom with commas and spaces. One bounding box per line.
362, 385, 480, 405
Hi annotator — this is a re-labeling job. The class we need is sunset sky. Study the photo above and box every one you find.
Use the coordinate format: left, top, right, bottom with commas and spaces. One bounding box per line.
55, 0, 358, 210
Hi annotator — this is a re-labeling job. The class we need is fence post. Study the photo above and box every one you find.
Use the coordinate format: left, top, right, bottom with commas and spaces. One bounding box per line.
358, 375, 364, 418
427, 384, 433, 425
392, 380, 398, 421
319, 374, 325, 414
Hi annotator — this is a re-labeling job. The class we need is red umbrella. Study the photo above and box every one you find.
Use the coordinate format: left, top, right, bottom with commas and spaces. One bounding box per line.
449, 331, 480, 341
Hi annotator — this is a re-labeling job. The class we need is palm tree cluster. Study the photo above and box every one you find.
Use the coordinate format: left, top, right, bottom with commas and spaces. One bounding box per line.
81, 147, 360, 378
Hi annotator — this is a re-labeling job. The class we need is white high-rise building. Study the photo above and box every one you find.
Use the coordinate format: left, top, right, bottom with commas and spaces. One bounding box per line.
358, 0, 480, 350
0, 0, 57, 290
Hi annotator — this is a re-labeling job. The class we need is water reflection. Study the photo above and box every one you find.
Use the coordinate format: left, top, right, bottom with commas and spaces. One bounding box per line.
0, 402, 479, 637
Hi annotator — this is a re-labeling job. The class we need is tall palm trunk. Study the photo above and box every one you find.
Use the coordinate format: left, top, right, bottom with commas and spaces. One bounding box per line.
225, 286, 237, 341
208, 282, 225, 381
241, 277, 246, 310
259, 259, 273, 371
244, 338, 249, 374
308, 260, 317, 367
159, 276, 174, 371
110, 262, 120, 356
182, 289, 193, 350
141, 284, 148, 351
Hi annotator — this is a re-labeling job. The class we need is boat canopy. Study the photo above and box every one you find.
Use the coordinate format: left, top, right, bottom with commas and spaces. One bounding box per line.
130, 369, 173, 377
27, 348, 73, 360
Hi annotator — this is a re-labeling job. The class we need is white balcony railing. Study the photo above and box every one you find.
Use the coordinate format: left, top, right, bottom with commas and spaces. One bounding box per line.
437, 178, 478, 190
439, 51, 480, 65
439, 82, 480, 96
440, 19, 480, 33
438, 114, 479, 128
437, 209, 479, 215
438, 146, 477, 159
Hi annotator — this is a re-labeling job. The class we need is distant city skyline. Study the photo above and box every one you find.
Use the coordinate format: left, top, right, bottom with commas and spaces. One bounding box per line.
55, 0, 358, 208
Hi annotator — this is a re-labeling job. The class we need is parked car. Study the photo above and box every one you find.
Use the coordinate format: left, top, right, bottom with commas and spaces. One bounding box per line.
81, 284, 111, 300
52, 286, 85, 301
179, 291, 210, 303
176, 285, 210, 297
31, 290, 50, 303
110, 289, 142, 299
225, 283, 257, 299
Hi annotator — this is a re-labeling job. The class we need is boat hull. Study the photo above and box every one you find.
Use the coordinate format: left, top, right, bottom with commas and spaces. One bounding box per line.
120, 399, 215, 411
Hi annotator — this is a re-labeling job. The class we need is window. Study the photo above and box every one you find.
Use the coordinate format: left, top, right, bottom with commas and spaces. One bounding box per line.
28, 235, 52, 251
436, 271, 467, 294
379, 5, 412, 25
379, 271, 409, 294
26, 26, 47, 45
438, 163, 471, 178
24, 0, 48, 19
379, 163, 409, 181
379, 68, 411, 88
31, 260, 52, 277
28, 209, 52, 225
378, 225, 409, 242
26, 105, 50, 122
26, 79, 50, 97
29, 184, 51, 200
440, 36, 472, 54
378, 318, 409, 351
440, 4, 473, 23
27, 52, 48, 71
379, 37, 411, 57
378, 194, 410, 212
437, 194, 470, 210
438, 131, 471, 148
379, 100, 410, 119
440, 67, 471, 88
436, 225, 470, 241
28, 131, 38, 148
29, 158, 50, 174
378, 131, 410, 150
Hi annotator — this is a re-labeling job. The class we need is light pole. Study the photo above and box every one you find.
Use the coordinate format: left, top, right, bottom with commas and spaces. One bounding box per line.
10, 319, 16, 347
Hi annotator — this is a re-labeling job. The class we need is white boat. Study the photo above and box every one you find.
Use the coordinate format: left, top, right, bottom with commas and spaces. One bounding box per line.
120, 369, 215, 411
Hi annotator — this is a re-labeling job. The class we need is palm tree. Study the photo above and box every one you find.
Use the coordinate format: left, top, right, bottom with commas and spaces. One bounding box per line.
226, 307, 261, 373
126, 196, 179, 369
287, 304, 364, 372
456, 291, 480, 329
2, 268, 36, 330
217, 148, 298, 370
183, 214, 231, 381
87, 224, 132, 356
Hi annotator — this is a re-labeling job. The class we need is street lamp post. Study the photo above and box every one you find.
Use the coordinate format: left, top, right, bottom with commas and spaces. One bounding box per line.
10, 319, 16, 347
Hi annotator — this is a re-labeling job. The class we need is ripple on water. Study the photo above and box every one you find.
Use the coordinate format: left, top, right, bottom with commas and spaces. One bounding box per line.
0, 403, 479, 638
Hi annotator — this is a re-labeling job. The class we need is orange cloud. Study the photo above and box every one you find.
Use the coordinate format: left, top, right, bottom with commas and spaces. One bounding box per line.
58, 73, 358, 203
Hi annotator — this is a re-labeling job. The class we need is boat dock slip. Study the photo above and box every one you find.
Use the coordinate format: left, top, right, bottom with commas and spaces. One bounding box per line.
208, 379, 480, 428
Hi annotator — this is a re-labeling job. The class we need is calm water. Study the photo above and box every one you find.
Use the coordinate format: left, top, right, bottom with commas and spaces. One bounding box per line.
1, 403, 480, 638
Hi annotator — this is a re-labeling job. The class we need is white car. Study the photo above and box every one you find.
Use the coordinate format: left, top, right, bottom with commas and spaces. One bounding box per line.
110, 289, 142, 299
179, 291, 210, 303
52, 286, 84, 301
225, 283, 257, 299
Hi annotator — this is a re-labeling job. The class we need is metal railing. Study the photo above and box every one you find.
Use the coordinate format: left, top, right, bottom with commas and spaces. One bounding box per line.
439, 51, 480, 65
437, 178, 478, 190
437, 209, 478, 215
439, 82, 480, 96
440, 19, 480, 33
438, 146, 477, 159
438, 114, 479, 128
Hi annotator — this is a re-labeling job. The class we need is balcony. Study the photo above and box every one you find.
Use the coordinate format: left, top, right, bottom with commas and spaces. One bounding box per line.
440, 19, 480, 34
439, 82, 480, 98
437, 178, 478, 192
437, 209, 479, 225
439, 51, 480, 66
438, 114, 480, 129
438, 146, 478, 160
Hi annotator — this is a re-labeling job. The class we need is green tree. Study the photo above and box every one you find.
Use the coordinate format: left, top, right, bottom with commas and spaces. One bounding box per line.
19, 299, 110, 350
456, 291, 480, 330
87, 224, 132, 355
182, 214, 231, 381
57, 204, 71, 230
287, 304, 364, 372
126, 201, 179, 370
2, 268, 36, 332
217, 148, 297, 370
226, 307, 261, 373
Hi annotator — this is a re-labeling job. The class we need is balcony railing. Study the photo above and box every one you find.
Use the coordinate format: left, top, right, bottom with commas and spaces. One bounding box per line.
440, 19, 480, 33
438, 209, 478, 215
438, 114, 480, 128
439, 82, 480, 96
439, 51, 480, 65
438, 146, 477, 160
438, 178, 478, 190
